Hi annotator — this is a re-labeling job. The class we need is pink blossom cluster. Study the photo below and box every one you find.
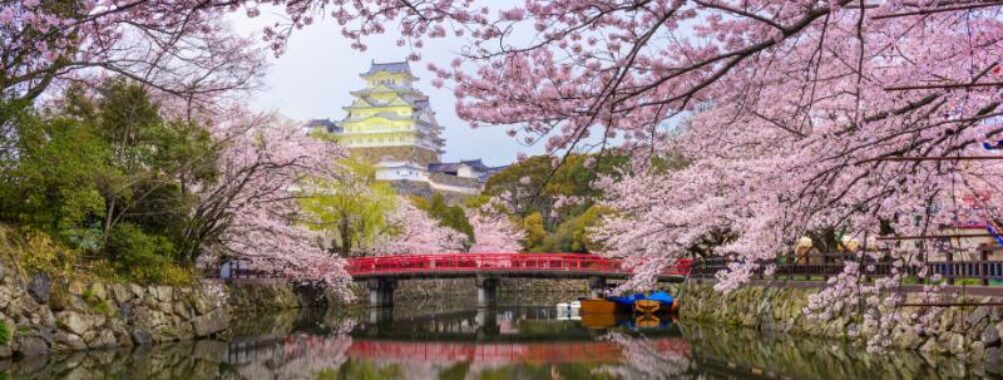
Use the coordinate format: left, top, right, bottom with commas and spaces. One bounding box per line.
468, 205, 525, 253
372, 199, 468, 255
2, 0, 263, 106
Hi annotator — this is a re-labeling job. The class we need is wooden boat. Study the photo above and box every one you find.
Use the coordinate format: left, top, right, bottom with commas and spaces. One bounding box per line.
635, 315, 661, 328
634, 299, 661, 314
579, 298, 619, 314
581, 313, 617, 330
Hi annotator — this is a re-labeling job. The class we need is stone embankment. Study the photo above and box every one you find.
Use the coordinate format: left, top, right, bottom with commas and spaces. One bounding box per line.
0, 264, 229, 358
679, 283, 1003, 364
0, 263, 363, 359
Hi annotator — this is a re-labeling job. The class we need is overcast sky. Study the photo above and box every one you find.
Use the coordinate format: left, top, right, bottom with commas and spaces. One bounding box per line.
228, 9, 542, 167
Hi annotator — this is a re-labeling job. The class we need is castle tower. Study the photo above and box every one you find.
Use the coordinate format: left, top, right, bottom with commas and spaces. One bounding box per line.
338, 61, 445, 166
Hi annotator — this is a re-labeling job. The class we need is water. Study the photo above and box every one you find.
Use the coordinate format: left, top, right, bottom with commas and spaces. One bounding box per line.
0, 302, 990, 379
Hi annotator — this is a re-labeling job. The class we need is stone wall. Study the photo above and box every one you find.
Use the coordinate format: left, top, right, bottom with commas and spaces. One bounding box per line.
349, 146, 438, 166
0, 265, 229, 359
227, 281, 363, 311
390, 180, 471, 204
679, 283, 1002, 360
394, 278, 591, 306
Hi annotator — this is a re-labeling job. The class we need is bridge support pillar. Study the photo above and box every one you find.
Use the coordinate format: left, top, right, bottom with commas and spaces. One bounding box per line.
588, 276, 607, 297
476, 275, 498, 308
476, 308, 500, 338
367, 278, 397, 308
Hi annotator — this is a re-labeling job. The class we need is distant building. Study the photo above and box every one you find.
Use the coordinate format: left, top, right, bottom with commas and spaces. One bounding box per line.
305, 118, 342, 134
308, 60, 504, 201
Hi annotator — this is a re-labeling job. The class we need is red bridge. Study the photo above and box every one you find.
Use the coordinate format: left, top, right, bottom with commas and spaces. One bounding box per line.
344, 253, 693, 307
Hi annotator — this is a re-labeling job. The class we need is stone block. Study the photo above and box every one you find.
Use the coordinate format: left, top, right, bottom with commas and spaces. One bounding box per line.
54, 331, 86, 351
16, 334, 50, 356
131, 328, 152, 346
56, 312, 92, 336
89, 283, 107, 301
67, 281, 87, 296
27, 273, 50, 304
191, 311, 228, 337
110, 284, 132, 304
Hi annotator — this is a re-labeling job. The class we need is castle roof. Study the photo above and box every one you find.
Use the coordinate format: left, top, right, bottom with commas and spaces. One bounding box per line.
361, 61, 416, 78
428, 159, 496, 173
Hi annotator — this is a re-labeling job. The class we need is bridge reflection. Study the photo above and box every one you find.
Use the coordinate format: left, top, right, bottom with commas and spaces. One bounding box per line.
226, 333, 690, 367
225, 307, 689, 368
346, 338, 689, 365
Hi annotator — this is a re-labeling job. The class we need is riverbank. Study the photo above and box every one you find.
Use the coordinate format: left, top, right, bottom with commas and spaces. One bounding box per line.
678, 282, 1002, 366
1, 305, 987, 379
0, 264, 231, 358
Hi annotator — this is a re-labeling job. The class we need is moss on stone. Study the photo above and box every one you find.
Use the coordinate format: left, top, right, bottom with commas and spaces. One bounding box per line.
0, 321, 9, 345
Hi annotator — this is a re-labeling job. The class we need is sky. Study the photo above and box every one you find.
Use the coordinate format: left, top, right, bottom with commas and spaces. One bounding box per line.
227, 9, 542, 167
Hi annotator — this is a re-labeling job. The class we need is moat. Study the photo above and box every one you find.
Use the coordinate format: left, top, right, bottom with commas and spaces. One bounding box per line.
0, 299, 987, 380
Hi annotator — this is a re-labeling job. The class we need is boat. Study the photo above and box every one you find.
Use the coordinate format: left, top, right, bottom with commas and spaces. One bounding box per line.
581, 313, 617, 329
634, 314, 662, 329
634, 299, 661, 314
579, 298, 625, 314
608, 291, 674, 314
641, 290, 674, 314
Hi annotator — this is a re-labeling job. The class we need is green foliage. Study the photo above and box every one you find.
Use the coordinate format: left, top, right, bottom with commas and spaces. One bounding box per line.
103, 223, 190, 284
300, 158, 398, 257
438, 362, 471, 380
535, 205, 613, 253
1, 226, 79, 277
482, 153, 627, 225
412, 193, 473, 242
0, 322, 10, 346
317, 359, 404, 380
0, 112, 108, 239
521, 212, 547, 251
481, 153, 629, 253
94, 299, 114, 316
0, 78, 217, 284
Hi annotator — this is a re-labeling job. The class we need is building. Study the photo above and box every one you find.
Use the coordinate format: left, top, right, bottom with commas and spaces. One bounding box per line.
308, 60, 504, 200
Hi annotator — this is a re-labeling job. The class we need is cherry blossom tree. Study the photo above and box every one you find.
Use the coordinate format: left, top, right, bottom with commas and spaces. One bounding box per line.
0, 1, 265, 108
372, 199, 467, 255
468, 206, 525, 253
188, 111, 352, 297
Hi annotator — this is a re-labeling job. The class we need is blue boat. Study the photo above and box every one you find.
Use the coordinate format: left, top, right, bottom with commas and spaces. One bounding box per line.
605, 291, 675, 313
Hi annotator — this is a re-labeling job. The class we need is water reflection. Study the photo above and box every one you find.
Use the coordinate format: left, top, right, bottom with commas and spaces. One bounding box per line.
0, 305, 991, 379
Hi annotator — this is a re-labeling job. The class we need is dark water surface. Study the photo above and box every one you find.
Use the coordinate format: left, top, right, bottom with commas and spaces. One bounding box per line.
0, 301, 990, 379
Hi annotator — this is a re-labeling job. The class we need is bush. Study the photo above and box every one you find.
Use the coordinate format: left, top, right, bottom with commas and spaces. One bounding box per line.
1, 226, 79, 277
104, 223, 188, 284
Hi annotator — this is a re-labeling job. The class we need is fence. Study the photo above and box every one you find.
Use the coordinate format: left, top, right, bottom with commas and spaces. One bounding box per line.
690, 248, 1003, 286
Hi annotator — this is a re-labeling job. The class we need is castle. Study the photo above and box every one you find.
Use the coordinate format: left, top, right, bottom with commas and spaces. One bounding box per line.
307, 61, 503, 200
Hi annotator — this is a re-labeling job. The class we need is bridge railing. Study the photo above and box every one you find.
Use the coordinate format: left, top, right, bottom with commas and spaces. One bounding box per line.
345, 253, 693, 277
217, 254, 693, 280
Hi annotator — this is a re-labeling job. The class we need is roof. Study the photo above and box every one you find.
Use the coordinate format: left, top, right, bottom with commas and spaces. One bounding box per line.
361, 60, 415, 77
428, 159, 500, 174
305, 118, 341, 133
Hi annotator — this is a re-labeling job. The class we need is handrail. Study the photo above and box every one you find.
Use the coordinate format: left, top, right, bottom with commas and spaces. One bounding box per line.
344, 253, 693, 278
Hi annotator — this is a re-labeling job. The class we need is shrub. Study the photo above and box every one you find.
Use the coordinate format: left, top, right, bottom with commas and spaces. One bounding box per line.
0, 226, 79, 277
104, 223, 181, 284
